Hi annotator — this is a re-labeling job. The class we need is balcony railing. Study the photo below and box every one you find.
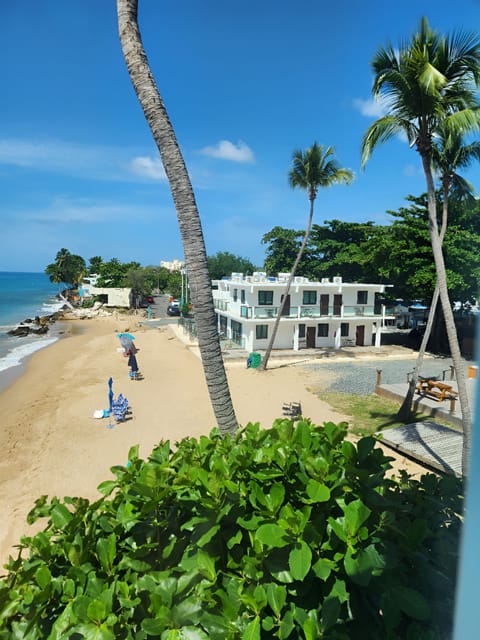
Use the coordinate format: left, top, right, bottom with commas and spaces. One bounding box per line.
216, 300, 386, 319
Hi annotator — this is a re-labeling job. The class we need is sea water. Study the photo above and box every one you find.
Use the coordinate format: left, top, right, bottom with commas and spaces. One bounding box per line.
0, 272, 65, 378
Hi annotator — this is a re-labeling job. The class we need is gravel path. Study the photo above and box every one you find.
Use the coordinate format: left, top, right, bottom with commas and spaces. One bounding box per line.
303, 356, 456, 396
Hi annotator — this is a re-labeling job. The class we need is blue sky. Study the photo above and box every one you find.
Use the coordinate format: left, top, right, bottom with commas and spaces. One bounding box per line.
1, 0, 480, 273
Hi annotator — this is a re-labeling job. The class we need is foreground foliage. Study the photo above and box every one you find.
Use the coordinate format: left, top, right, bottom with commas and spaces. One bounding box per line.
0, 420, 462, 639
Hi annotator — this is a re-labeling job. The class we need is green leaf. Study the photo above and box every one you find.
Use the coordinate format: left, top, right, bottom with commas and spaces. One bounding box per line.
255, 524, 289, 548
196, 549, 216, 581
242, 616, 261, 640
278, 610, 295, 639
142, 618, 167, 636
97, 480, 117, 496
34, 565, 52, 589
321, 596, 341, 631
305, 479, 331, 503
343, 499, 371, 537
73, 622, 115, 640
96, 534, 117, 574
344, 545, 385, 586
266, 583, 287, 617
312, 557, 334, 581
51, 503, 73, 529
87, 599, 107, 623
289, 541, 312, 581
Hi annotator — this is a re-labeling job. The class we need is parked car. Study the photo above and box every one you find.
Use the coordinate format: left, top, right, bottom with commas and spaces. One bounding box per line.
139, 295, 155, 308
167, 300, 180, 316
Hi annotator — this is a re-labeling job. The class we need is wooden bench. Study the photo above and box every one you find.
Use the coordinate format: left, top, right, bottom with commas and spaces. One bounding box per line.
416, 379, 458, 402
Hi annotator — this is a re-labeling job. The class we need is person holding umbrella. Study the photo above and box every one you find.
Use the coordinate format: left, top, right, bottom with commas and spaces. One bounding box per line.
127, 349, 140, 380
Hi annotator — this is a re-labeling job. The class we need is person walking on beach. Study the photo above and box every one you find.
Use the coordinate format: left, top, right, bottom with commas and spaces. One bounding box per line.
127, 350, 140, 380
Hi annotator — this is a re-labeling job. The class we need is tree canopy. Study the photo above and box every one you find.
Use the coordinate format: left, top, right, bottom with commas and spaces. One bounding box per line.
45, 248, 86, 289
261, 193, 480, 303
207, 251, 258, 281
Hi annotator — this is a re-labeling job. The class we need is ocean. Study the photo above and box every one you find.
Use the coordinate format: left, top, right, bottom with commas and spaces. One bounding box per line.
0, 272, 66, 382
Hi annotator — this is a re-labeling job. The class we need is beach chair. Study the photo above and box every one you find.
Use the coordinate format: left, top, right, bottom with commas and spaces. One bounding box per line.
282, 401, 302, 418
111, 394, 129, 422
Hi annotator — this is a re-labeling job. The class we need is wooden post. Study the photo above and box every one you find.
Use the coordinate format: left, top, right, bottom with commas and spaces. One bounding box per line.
449, 396, 456, 414
450, 365, 455, 381
376, 369, 382, 387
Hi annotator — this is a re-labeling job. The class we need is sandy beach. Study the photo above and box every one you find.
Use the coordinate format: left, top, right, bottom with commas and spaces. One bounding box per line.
0, 315, 426, 566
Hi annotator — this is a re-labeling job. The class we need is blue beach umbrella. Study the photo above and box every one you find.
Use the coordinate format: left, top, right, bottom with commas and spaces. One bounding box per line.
117, 333, 137, 353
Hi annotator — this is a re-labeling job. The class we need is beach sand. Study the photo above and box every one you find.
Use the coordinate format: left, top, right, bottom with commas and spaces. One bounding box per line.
0, 316, 426, 565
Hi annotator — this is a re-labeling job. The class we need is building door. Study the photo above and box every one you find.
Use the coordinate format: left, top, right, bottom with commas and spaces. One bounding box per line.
320, 294, 329, 315
356, 325, 365, 346
333, 294, 342, 315
281, 294, 291, 316
306, 326, 316, 348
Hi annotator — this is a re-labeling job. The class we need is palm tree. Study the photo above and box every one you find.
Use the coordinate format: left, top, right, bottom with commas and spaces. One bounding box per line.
117, 0, 237, 435
259, 144, 353, 371
398, 128, 480, 421
361, 16, 480, 474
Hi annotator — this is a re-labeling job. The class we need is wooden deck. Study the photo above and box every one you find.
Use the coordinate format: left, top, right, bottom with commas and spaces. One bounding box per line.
375, 377, 476, 476
377, 421, 462, 476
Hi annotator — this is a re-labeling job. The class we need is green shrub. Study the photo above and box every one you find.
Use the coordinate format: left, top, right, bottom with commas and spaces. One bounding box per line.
0, 420, 462, 639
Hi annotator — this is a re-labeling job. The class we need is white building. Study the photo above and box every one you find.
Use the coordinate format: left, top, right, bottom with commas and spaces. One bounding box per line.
161, 259, 185, 272
213, 272, 394, 352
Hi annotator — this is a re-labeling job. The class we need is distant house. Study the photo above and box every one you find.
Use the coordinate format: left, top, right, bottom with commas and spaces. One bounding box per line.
213, 272, 394, 352
79, 274, 133, 308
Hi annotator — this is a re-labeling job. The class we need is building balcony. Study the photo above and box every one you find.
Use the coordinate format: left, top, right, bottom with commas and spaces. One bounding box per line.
215, 301, 389, 320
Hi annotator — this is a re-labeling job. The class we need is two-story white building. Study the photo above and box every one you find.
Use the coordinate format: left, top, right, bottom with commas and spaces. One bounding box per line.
213, 272, 393, 352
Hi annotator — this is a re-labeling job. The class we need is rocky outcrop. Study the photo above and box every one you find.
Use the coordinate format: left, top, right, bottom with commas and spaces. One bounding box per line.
7, 312, 63, 338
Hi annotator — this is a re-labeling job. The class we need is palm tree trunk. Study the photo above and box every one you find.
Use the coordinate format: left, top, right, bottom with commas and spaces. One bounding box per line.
117, 0, 237, 435
259, 198, 315, 371
421, 154, 471, 475
397, 189, 447, 421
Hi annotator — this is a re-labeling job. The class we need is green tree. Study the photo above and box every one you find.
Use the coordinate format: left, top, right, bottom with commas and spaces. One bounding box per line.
117, 0, 237, 435
45, 248, 86, 288
207, 251, 258, 280
125, 267, 148, 307
260, 143, 354, 371
361, 17, 480, 473
262, 226, 305, 276
399, 129, 480, 420
96, 258, 140, 287
308, 220, 385, 283
143, 265, 170, 294
88, 255, 103, 274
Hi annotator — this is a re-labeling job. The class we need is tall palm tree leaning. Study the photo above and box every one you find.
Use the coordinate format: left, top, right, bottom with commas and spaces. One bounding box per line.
361, 16, 480, 475
116, 0, 237, 435
398, 126, 480, 422
259, 144, 354, 371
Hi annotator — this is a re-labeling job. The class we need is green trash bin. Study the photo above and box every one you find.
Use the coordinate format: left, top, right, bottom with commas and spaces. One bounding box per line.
248, 352, 262, 368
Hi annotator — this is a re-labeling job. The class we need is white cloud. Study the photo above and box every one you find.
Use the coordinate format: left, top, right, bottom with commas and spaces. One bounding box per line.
352, 97, 388, 118
0, 137, 169, 183
128, 155, 166, 180
199, 140, 255, 163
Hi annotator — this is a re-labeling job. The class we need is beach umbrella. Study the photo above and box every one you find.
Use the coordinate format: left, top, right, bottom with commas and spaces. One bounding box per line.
118, 333, 137, 353
108, 377, 114, 412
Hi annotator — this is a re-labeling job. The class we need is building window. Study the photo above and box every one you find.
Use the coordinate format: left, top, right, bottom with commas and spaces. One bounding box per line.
258, 290, 273, 305
303, 290, 317, 305
299, 324, 305, 338
241, 289, 245, 304
341, 323, 349, 336
256, 325, 268, 339
231, 320, 242, 343
357, 290, 368, 305
233, 288, 238, 302
317, 323, 329, 337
